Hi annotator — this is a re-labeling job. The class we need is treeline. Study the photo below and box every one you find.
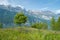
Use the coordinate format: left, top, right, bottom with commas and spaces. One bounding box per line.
0, 12, 60, 31
13, 12, 60, 31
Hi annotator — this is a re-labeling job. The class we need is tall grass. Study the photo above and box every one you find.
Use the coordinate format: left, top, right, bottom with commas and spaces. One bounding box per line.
0, 27, 60, 40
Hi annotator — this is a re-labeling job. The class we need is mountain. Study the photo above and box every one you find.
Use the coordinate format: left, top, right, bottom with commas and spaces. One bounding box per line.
0, 4, 59, 27
0, 5, 24, 27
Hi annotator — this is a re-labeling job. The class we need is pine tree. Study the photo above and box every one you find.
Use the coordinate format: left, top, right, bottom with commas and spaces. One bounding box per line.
0, 23, 3, 28
56, 17, 60, 30
50, 17, 56, 30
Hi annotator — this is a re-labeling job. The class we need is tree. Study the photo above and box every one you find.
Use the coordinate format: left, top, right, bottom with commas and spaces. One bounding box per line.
0, 23, 3, 28
50, 17, 56, 30
14, 12, 27, 26
56, 16, 60, 30
31, 22, 48, 29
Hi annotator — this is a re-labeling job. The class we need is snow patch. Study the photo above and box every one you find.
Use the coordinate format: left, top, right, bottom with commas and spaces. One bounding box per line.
42, 15, 52, 20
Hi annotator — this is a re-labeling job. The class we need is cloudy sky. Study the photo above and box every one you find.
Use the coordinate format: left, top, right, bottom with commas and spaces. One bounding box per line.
0, 0, 60, 11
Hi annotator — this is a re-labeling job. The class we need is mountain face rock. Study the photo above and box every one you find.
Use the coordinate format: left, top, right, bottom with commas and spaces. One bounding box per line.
0, 5, 23, 27
0, 4, 59, 27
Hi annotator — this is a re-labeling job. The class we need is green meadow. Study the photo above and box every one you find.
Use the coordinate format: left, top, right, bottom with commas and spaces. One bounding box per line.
0, 27, 60, 40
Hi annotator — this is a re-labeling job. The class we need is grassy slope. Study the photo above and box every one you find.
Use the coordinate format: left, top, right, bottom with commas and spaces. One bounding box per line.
0, 27, 60, 40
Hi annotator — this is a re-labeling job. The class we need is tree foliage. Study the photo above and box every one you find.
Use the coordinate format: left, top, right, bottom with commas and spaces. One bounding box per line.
0, 23, 3, 28
50, 17, 60, 31
56, 17, 60, 30
31, 22, 48, 29
14, 12, 27, 25
50, 17, 56, 30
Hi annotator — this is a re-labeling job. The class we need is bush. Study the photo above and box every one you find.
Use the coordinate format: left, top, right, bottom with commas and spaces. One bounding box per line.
0, 23, 3, 28
31, 22, 48, 29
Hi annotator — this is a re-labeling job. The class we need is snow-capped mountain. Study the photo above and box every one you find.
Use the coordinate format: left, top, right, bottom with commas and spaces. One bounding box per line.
0, 4, 59, 27
28, 10, 58, 20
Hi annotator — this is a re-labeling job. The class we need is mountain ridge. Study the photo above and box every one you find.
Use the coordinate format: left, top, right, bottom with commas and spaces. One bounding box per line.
0, 4, 59, 27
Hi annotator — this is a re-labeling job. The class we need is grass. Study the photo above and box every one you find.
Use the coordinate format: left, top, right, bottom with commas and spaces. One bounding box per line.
0, 27, 60, 40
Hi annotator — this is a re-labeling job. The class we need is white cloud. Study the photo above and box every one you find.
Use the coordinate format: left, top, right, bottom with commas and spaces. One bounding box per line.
40, 7, 49, 11
0, 0, 9, 5
55, 10, 60, 14
12, 5, 24, 9
0, 0, 24, 9
40, 7, 53, 11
